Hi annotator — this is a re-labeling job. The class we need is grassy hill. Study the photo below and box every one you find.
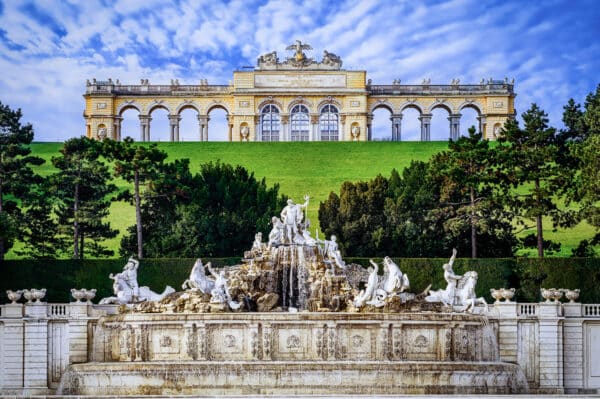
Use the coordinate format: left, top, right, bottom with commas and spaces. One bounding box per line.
10, 141, 593, 258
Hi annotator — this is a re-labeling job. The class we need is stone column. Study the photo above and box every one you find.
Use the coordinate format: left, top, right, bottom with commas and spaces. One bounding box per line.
228, 120, 233, 142
367, 115, 373, 141
538, 301, 564, 393
281, 114, 289, 142
391, 114, 403, 141
168, 115, 181, 142
113, 116, 123, 141
197, 115, 208, 141
448, 113, 461, 140
340, 115, 346, 141
1, 304, 25, 390
310, 114, 319, 141
493, 301, 519, 364
477, 115, 487, 137
68, 303, 91, 364
562, 303, 584, 393
254, 116, 261, 142
419, 114, 432, 141
23, 303, 49, 390
139, 115, 151, 142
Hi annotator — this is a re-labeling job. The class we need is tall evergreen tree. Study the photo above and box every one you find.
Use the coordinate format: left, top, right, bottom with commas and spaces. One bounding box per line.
0, 101, 44, 260
497, 104, 574, 257
103, 138, 168, 259
50, 137, 118, 258
429, 127, 515, 258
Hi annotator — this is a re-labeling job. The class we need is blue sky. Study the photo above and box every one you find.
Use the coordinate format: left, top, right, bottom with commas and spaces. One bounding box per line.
0, 0, 598, 141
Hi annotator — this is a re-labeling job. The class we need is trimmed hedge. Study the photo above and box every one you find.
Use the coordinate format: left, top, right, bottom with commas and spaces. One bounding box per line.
1, 257, 599, 304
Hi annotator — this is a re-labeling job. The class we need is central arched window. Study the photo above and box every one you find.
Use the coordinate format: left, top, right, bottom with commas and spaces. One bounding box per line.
290, 104, 310, 141
261, 104, 280, 141
319, 104, 339, 141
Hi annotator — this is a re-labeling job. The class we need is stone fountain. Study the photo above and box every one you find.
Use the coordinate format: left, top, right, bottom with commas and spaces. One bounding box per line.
58, 195, 527, 395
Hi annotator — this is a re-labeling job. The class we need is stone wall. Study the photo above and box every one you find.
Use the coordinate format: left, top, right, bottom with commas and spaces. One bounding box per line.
1, 300, 599, 395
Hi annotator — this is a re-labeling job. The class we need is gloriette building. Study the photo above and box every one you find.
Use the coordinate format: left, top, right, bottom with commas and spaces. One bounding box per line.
84, 41, 515, 142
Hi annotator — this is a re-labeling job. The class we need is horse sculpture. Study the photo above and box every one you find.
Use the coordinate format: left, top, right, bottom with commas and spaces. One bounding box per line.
455, 271, 489, 313
181, 258, 216, 294
99, 272, 174, 305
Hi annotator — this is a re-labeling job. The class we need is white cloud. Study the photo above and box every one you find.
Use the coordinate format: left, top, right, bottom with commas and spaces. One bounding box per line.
0, 0, 598, 141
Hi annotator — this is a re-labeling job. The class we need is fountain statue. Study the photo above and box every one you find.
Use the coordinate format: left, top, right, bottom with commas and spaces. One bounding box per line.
59, 195, 527, 395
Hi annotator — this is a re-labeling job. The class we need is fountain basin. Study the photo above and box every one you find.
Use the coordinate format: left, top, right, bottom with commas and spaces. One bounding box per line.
59, 360, 527, 395
58, 312, 527, 395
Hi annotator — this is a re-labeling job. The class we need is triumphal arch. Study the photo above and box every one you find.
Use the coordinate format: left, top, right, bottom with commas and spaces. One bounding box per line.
84, 41, 515, 142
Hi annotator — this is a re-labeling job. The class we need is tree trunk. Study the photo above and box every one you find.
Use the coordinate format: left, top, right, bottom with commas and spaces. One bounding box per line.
135, 170, 143, 259
80, 229, 84, 260
470, 187, 477, 259
535, 178, 544, 258
73, 182, 80, 259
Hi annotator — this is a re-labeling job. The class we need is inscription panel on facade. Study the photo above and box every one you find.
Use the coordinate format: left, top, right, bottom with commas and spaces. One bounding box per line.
255, 74, 346, 88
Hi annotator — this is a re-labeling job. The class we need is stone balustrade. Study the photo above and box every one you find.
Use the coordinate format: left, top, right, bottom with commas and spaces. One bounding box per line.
0, 299, 599, 395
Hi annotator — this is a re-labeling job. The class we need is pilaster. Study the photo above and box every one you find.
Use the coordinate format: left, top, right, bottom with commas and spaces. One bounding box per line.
23, 303, 49, 391
538, 302, 564, 393
419, 114, 432, 141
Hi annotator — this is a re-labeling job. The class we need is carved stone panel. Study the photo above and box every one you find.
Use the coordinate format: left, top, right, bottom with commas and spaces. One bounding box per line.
518, 320, 539, 385
207, 325, 247, 360
272, 324, 311, 360
335, 324, 376, 360
402, 327, 439, 361
150, 327, 183, 360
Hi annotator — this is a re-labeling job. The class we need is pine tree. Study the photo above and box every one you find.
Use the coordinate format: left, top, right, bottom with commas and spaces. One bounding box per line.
497, 104, 574, 257
0, 101, 44, 260
50, 137, 118, 258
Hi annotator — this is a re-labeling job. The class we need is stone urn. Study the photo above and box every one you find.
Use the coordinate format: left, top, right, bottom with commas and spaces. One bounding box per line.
23, 289, 35, 303
500, 288, 515, 302
71, 288, 86, 303
490, 288, 503, 303
550, 288, 563, 302
540, 288, 553, 303
84, 288, 97, 303
6, 290, 23, 304
563, 289, 580, 303
31, 288, 47, 303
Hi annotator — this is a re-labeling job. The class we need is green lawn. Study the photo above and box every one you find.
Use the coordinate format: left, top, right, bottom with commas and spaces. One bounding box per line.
9, 141, 594, 258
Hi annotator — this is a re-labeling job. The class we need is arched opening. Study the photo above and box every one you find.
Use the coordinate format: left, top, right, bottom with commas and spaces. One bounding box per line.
207, 106, 229, 141
430, 105, 451, 141
179, 107, 199, 141
149, 106, 169, 142
400, 106, 421, 141
120, 107, 140, 140
290, 104, 310, 141
460, 106, 480, 137
319, 104, 339, 141
260, 104, 280, 142
371, 105, 392, 141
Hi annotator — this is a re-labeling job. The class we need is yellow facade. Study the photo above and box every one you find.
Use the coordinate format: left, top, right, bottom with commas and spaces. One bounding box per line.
83, 44, 515, 142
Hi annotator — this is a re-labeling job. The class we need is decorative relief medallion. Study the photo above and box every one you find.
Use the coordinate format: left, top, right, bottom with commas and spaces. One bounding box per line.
97, 102, 106, 109
494, 101, 504, 108
286, 335, 301, 350
352, 334, 365, 347
350, 101, 360, 107
224, 334, 236, 348
239, 101, 249, 108
160, 335, 172, 347
414, 334, 428, 348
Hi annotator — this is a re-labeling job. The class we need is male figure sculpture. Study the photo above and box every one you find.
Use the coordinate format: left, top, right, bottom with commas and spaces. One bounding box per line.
122, 257, 140, 302
280, 195, 309, 244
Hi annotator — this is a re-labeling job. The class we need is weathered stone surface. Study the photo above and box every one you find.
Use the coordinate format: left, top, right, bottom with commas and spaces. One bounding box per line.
257, 293, 279, 312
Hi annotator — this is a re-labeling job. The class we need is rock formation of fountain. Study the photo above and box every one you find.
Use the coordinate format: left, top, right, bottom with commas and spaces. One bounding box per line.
58, 195, 527, 395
